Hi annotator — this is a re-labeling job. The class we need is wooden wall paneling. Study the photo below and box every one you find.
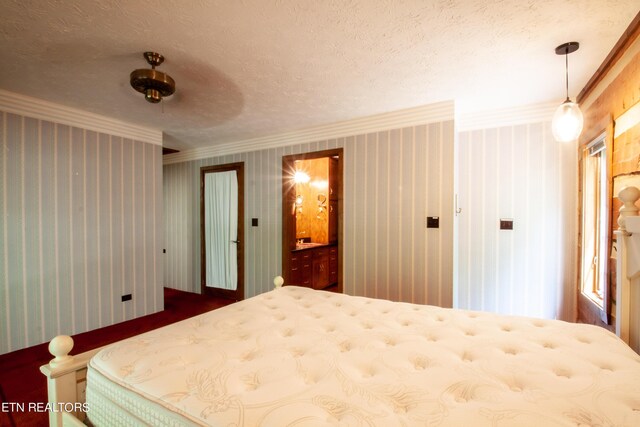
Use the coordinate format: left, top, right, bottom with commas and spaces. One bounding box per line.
577, 40, 640, 330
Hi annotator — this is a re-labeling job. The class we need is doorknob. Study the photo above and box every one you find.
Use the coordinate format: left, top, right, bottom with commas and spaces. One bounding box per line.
231, 240, 240, 244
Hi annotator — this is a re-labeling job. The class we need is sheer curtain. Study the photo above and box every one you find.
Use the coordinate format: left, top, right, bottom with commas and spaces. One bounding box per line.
204, 170, 238, 290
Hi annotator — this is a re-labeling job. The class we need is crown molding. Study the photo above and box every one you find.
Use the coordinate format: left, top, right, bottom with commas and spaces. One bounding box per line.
163, 101, 454, 164
0, 89, 162, 145
456, 102, 557, 132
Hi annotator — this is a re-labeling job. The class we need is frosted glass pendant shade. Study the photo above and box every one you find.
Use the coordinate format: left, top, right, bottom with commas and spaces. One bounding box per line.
552, 100, 583, 142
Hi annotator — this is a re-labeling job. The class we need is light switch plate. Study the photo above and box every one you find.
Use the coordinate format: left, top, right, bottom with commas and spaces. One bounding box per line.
427, 216, 439, 228
500, 219, 514, 230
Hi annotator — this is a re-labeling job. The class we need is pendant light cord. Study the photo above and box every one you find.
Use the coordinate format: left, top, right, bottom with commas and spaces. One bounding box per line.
565, 49, 570, 102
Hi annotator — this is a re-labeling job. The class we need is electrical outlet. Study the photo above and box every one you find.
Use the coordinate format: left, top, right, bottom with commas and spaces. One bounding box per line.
427, 216, 439, 228
252, 218, 259, 227
121, 294, 132, 302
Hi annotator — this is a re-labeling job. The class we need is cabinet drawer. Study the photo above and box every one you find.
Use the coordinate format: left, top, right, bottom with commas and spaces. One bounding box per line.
290, 253, 312, 287
290, 266, 312, 286
329, 247, 338, 268
328, 246, 338, 285
329, 269, 338, 285
290, 252, 312, 263
314, 248, 328, 258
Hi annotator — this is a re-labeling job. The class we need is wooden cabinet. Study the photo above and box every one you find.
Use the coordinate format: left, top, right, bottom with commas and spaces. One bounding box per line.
329, 246, 338, 285
312, 248, 329, 290
329, 157, 339, 200
289, 251, 312, 287
328, 200, 338, 243
288, 245, 337, 290
328, 156, 340, 244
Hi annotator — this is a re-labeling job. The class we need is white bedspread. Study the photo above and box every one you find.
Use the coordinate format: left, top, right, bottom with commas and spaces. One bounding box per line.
87, 286, 640, 426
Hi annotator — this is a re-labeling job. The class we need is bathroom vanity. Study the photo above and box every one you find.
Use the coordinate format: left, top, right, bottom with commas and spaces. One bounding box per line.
289, 244, 338, 289
282, 149, 342, 290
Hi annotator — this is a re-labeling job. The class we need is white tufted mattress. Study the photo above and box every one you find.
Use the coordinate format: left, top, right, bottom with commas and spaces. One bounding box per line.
85, 286, 640, 426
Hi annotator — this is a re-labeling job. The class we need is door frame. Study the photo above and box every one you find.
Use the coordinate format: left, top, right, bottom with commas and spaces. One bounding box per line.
282, 148, 343, 292
200, 162, 245, 300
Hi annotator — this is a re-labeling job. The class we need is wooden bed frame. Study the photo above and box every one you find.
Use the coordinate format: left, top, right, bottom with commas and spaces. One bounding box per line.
39, 276, 284, 426
39, 336, 103, 426
615, 185, 640, 350
39, 194, 640, 426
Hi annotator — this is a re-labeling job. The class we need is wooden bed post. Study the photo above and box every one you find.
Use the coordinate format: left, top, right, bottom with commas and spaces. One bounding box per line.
39, 276, 286, 426
40, 335, 103, 426
615, 186, 640, 350
274, 275, 284, 289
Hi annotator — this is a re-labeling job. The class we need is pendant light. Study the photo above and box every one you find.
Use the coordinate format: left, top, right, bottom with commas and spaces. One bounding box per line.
552, 42, 583, 142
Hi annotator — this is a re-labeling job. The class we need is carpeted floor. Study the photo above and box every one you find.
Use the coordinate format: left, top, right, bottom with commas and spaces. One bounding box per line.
0, 287, 234, 426
0, 383, 16, 427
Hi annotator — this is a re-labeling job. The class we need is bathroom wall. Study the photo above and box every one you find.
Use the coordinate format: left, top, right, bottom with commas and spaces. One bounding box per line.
295, 157, 329, 243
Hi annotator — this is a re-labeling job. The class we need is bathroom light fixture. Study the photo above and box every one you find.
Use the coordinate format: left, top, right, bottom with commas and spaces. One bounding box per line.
130, 52, 175, 103
294, 171, 310, 184
552, 42, 583, 143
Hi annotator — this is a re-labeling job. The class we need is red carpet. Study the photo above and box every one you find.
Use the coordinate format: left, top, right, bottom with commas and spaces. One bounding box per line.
0, 288, 233, 427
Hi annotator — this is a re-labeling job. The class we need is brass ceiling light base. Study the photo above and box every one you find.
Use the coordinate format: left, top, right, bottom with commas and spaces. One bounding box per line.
130, 51, 176, 104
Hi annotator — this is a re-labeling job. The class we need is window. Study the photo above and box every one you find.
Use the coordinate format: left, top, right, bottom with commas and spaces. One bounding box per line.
580, 134, 608, 306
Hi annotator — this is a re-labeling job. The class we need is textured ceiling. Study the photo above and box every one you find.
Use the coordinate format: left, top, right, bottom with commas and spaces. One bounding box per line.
0, 0, 638, 151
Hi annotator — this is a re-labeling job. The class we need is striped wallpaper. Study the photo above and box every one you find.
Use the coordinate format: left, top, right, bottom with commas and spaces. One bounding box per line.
0, 111, 163, 355
457, 122, 578, 321
0, 95, 580, 354
163, 120, 454, 306
344, 123, 454, 305
164, 141, 342, 297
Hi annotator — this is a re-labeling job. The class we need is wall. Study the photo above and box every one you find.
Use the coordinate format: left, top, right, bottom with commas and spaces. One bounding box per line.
164, 148, 286, 297
457, 119, 577, 320
163, 119, 454, 306
295, 157, 329, 243
0, 110, 163, 355
578, 35, 640, 330
346, 123, 454, 305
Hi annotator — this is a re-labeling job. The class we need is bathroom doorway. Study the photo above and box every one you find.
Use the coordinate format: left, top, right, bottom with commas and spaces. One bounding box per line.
282, 148, 343, 292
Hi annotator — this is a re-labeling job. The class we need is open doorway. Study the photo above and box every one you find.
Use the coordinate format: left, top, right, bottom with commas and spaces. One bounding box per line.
282, 148, 343, 292
200, 162, 245, 300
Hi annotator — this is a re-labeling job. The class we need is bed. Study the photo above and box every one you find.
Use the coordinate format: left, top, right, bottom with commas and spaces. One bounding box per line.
40, 185, 640, 427
42, 281, 640, 426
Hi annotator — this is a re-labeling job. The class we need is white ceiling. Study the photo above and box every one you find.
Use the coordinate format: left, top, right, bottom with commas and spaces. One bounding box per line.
0, 1, 638, 152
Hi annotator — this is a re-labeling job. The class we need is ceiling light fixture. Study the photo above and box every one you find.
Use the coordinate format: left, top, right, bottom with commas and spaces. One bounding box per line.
130, 52, 175, 103
552, 42, 583, 143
